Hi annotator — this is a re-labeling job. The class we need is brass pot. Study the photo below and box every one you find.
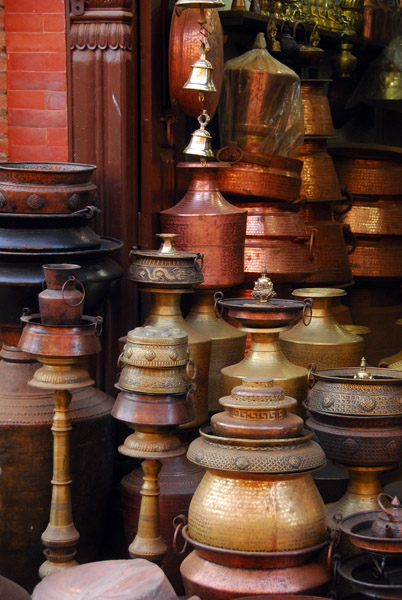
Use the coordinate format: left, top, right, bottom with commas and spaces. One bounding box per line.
382, 319, 402, 369
348, 236, 402, 280
280, 288, 364, 369
161, 163, 247, 289
299, 138, 343, 202
129, 233, 204, 289
330, 144, 402, 197
186, 289, 247, 412
169, 6, 224, 119
216, 151, 303, 202
339, 196, 402, 237
301, 80, 334, 137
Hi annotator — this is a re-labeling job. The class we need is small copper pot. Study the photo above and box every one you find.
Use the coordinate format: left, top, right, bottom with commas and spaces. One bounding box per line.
39, 264, 85, 326
301, 80, 334, 137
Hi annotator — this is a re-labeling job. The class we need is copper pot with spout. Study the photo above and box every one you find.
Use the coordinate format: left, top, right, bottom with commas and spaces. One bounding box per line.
161, 163, 247, 289
301, 80, 334, 137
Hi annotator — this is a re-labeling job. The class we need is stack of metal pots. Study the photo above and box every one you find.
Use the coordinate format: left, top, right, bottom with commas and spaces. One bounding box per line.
0, 163, 122, 590
305, 361, 402, 524
175, 377, 330, 599
297, 79, 354, 287
329, 144, 402, 366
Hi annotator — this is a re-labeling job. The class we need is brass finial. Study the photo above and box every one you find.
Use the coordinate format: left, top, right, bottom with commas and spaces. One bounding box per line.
251, 267, 277, 303
156, 233, 178, 254
354, 357, 373, 380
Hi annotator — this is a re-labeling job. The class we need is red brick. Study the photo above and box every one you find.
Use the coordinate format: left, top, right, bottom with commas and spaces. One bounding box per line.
9, 125, 46, 146
45, 90, 66, 110
7, 71, 67, 91
45, 53, 66, 72
7, 90, 45, 109
9, 108, 66, 127
6, 0, 64, 13
7, 52, 47, 72
46, 127, 67, 146
0, 94, 8, 109
0, 120, 8, 135
9, 145, 68, 162
43, 13, 65, 32
6, 32, 66, 53
5, 13, 43, 32
0, 141, 9, 156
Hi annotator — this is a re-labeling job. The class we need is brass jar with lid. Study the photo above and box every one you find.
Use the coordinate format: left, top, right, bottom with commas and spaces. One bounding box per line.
176, 377, 329, 598
218, 270, 311, 414
128, 234, 211, 428
280, 288, 364, 369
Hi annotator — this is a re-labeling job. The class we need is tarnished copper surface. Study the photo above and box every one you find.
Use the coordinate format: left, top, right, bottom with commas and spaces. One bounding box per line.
216, 154, 303, 202
161, 163, 247, 289
39, 264, 85, 326
112, 388, 193, 428
299, 138, 343, 202
240, 203, 308, 238
280, 288, 363, 369
341, 507, 402, 555
169, 7, 223, 119
0, 162, 96, 214
349, 236, 402, 279
129, 233, 204, 289
339, 196, 402, 236
330, 144, 402, 196
301, 80, 334, 137
186, 290, 246, 412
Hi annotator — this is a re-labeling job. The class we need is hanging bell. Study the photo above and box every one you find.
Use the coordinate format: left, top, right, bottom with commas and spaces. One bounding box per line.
175, 0, 225, 7
183, 110, 214, 158
183, 40, 217, 93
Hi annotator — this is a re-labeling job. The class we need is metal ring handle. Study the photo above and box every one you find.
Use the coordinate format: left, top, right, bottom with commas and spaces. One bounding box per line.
94, 315, 103, 337
333, 187, 354, 216
185, 382, 197, 406
377, 493, 396, 517
129, 247, 139, 264
21, 307, 31, 317
342, 224, 357, 255
307, 362, 317, 388
61, 276, 86, 307
302, 297, 314, 326
214, 291, 224, 318
117, 351, 124, 370
186, 353, 197, 381
308, 228, 317, 260
194, 252, 204, 271
172, 515, 188, 556
216, 145, 244, 165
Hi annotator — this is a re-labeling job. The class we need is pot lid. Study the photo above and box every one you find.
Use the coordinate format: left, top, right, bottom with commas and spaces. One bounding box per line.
131, 233, 201, 260
310, 358, 402, 385
292, 287, 347, 299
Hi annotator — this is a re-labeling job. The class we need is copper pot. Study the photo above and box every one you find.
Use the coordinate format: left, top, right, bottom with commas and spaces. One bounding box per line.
169, 6, 223, 119
216, 150, 303, 202
301, 80, 334, 137
349, 236, 402, 280
0, 162, 96, 214
39, 264, 85, 326
339, 195, 402, 236
330, 144, 402, 197
161, 163, 247, 289
299, 138, 343, 202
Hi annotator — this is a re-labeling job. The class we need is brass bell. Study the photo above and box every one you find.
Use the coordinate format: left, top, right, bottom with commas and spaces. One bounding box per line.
183, 40, 216, 93
184, 110, 214, 158
175, 0, 225, 7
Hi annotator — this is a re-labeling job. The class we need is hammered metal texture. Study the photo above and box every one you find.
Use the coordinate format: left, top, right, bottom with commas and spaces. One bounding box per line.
299, 138, 343, 202
187, 469, 326, 551
332, 154, 402, 196
349, 237, 402, 279
302, 221, 353, 285
340, 196, 402, 236
301, 79, 334, 137
187, 435, 325, 473
122, 325, 189, 367
118, 364, 191, 394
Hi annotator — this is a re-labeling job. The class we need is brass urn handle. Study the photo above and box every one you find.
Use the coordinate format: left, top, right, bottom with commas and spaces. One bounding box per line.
185, 382, 197, 406
172, 514, 188, 556
307, 362, 317, 388
214, 290, 224, 318
186, 352, 197, 380
302, 297, 314, 326
194, 252, 204, 271
308, 228, 317, 261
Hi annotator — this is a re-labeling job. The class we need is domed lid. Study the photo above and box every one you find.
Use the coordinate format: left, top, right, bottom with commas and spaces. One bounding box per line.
127, 325, 188, 345
122, 326, 189, 368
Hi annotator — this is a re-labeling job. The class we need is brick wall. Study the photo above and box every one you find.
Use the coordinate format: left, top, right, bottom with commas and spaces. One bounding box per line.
5, 0, 68, 162
0, 0, 7, 161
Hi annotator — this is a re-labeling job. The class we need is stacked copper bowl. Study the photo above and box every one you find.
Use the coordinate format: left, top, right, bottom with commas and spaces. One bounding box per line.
174, 377, 330, 599
297, 80, 353, 287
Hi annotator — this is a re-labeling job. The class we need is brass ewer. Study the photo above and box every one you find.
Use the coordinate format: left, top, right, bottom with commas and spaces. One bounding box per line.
280, 288, 364, 369
218, 270, 312, 414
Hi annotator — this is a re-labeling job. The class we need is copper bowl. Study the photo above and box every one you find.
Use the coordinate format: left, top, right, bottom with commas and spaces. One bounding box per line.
111, 388, 194, 427
341, 510, 402, 556
217, 296, 308, 328
330, 144, 402, 197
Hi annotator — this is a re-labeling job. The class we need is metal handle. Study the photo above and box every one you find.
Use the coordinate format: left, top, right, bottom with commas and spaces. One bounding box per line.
308, 228, 317, 260
94, 315, 103, 337
21, 307, 31, 317
307, 362, 317, 388
61, 276, 86, 307
377, 493, 396, 518
185, 383, 197, 406
186, 352, 197, 381
216, 144, 244, 165
172, 515, 188, 556
342, 224, 357, 255
117, 352, 124, 370
194, 252, 204, 271
129, 247, 139, 264
214, 290, 224, 318
333, 187, 354, 217
302, 298, 314, 326
73, 205, 100, 219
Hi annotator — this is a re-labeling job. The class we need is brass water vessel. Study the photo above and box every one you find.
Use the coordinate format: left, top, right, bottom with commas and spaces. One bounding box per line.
280, 288, 364, 369
218, 271, 312, 413
186, 289, 246, 412
175, 377, 329, 598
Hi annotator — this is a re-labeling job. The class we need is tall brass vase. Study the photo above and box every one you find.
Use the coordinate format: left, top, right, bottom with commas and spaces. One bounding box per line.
142, 287, 211, 427
280, 288, 364, 369
186, 290, 246, 411
221, 327, 307, 415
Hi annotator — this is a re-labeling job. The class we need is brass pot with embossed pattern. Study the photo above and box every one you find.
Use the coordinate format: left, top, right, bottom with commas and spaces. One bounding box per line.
175, 377, 329, 599
280, 288, 364, 369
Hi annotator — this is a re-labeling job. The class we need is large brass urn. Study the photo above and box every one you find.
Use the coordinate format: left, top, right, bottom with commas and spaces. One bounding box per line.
280, 288, 364, 369
175, 377, 330, 599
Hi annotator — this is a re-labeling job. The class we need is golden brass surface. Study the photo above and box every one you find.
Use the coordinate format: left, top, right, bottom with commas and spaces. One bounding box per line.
331, 43, 358, 78
326, 465, 393, 524
340, 0, 364, 35
119, 426, 186, 459
118, 363, 192, 395
188, 469, 326, 552
30, 358, 94, 390
123, 325, 189, 367
221, 327, 308, 416
183, 41, 217, 93
128, 458, 167, 564
142, 287, 211, 428
382, 320, 402, 369
186, 290, 246, 412
184, 110, 215, 158
280, 288, 364, 370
